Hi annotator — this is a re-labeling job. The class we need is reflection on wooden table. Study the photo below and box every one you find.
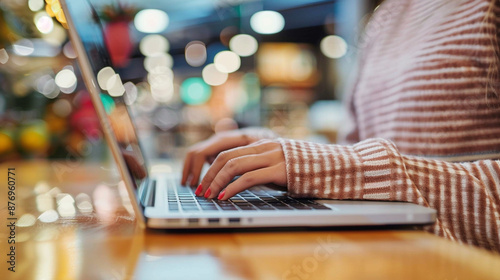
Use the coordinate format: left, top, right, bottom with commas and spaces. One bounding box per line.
1, 160, 500, 280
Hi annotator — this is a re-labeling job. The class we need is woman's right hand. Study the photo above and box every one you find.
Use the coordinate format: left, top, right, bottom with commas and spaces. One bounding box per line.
181, 130, 259, 187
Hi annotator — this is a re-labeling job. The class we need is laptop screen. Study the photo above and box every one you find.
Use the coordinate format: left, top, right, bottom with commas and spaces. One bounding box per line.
65, 0, 148, 191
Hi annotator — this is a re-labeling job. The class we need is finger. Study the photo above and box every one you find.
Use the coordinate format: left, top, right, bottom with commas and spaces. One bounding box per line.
217, 165, 281, 200
182, 134, 248, 186
197, 144, 260, 196
189, 154, 207, 187
181, 150, 195, 185
207, 155, 216, 164
204, 154, 271, 198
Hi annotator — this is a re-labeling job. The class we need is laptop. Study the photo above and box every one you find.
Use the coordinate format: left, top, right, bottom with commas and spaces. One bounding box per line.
60, 0, 436, 229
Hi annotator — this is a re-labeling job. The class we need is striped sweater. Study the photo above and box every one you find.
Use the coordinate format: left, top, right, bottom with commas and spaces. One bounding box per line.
278, 0, 500, 252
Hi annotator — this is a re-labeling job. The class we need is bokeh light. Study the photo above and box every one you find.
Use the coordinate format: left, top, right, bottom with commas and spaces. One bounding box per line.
34, 181, 50, 194
38, 209, 59, 223
56, 193, 76, 218
36, 193, 53, 212
149, 72, 174, 103
18, 214, 37, 227
62, 42, 77, 59
106, 74, 125, 97
100, 93, 116, 114
144, 53, 173, 73
152, 107, 179, 131
0, 49, 9, 64
36, 75, 59, 99
229, 34, 258, 57
250, 11, 285, 35
139, 34, 169, 56
202, 63, 228, 86
0, 129, 15, 155
13, 39, 35, 56
97, 66, 115, 90
320, 35, 348, 59
29, 0, 44, 12
135, 82, 158, 112
123, 82, 138, 105
54, 69, 77, 90
42, 23, 67, 46
134, 9, 169, 33
181, 78, 211, 105
220, 26, 238, 46
19, 121, 49, 153
185, 41, 207, 67
75, 193, 93, 214
214, 51, 240, 73
34, 12, 54, 34
52, 99, 72, 118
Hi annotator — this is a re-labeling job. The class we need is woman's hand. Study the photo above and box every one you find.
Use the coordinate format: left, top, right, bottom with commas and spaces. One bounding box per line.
195, 139, 287, 200
182, 130, 259, 186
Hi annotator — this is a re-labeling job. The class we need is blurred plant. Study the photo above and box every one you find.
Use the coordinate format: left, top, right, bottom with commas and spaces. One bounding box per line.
99, 2, 139, 67
99, 2, 138, 23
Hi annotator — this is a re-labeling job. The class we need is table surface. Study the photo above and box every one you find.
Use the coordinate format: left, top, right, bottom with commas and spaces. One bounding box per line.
1, 160, 500, 280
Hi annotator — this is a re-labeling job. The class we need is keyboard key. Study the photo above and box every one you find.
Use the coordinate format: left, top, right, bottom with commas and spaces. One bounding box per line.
181, 206, 200, 211
200, 204, 219, 211
274, 205, 293, 210
162, 179, 334, 213
256, 205, 275, 210
237, 205, 256, 211
243, 198, 261, 202
250, 202, 270, 206
216, 201, 234, 206
233, 203, 251, 207
290, 204, 312, 209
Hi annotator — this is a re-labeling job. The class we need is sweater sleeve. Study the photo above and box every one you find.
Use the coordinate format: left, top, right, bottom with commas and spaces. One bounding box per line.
279, 137, 500, 251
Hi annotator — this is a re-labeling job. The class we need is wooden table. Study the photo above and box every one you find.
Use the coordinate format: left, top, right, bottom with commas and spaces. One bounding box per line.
1, 160, 500, 280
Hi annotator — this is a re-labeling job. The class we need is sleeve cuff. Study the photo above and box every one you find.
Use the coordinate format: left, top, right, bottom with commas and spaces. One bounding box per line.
278, 138, 404, 200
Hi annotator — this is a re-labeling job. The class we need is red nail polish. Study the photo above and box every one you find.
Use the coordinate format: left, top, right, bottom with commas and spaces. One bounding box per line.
195, 184, 202, 196
218, 190, 226, 200
204, 188, 211, 198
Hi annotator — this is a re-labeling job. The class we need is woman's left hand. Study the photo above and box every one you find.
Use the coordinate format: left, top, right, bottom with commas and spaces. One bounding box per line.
196, 139, 287, 200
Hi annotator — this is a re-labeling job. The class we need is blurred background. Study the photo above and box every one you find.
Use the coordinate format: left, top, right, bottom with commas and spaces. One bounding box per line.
0, 0, 381, 163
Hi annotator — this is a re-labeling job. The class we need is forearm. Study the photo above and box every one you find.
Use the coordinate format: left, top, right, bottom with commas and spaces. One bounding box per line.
279, 138, 500, 251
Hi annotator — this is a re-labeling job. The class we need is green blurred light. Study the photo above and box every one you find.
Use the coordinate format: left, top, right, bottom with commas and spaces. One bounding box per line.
180, 78, 212, 105
100, 93, 116, 114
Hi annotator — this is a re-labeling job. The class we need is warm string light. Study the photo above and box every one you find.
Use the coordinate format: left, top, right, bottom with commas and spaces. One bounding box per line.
45, 0, 68, 29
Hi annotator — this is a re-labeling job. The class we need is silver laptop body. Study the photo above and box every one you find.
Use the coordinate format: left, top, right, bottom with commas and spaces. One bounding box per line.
61, 0, 436, 229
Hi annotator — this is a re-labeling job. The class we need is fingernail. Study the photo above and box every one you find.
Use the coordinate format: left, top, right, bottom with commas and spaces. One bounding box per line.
204, 188, 211, 198
217, 190, 226, 200
195, 184, 202, 196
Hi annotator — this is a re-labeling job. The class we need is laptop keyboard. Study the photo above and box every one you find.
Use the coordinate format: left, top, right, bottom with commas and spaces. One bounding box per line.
164, 180, 332, 212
